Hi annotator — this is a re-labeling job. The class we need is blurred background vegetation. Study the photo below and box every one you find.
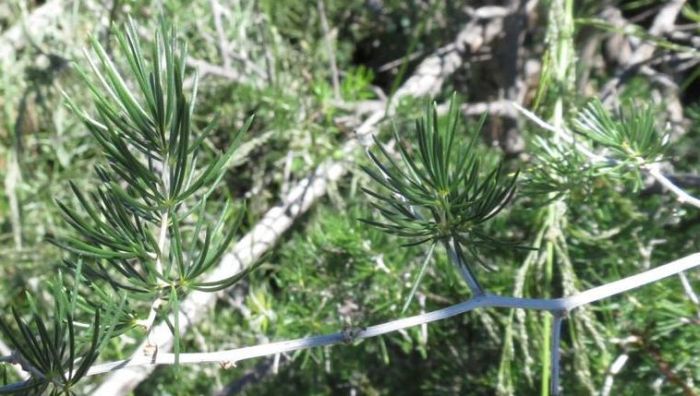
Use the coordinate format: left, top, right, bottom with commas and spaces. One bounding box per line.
1, 0, 699, 395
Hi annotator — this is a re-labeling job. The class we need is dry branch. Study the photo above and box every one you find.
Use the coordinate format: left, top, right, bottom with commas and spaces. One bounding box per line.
600, 0, 688, 130
0, 0, 64, 60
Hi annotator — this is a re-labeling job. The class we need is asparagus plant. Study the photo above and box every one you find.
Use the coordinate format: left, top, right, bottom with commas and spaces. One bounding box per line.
1, 15, 699, 396
361, 98, 519, 298
0, 18, 257, 394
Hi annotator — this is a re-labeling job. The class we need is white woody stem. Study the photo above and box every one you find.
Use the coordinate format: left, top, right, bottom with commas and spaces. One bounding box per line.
645, 165, 700, 209
550, 312, 565, 396
0, 340, 29, 380
71, 252, 697, 376
678, 271, 700, 320
1, 253, 698, 391
139, 156, 171, 339
600, 353, 630, 396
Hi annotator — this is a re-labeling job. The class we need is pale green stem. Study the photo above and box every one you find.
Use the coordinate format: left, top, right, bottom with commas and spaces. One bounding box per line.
402, 242, 436, 313
444, 237, 484, 296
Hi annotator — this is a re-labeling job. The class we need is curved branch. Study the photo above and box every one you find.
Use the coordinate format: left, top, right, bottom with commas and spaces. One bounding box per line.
645, 165, 700, 209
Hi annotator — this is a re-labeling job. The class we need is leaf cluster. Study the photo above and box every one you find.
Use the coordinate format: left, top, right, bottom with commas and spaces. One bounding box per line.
524, 135, 600, 202
0, 279, 119, 396
56, 18, 256, 296
1, 17, 260, 390
574, 99, 669, 164
361, 98, 518, 263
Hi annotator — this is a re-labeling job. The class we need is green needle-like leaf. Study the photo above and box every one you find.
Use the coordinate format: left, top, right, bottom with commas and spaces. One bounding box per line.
362, 95, 518, 289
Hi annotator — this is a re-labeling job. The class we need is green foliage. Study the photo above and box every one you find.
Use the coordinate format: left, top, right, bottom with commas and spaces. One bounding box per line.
57, 18, 256, 297
574, 99, 669, 165
361, 97, 519, 298
361, 98, 518, 254
0, 309, 100, 395
523, 134, 593, 201
0, 277, 121, 396
1, 16, 259, 389
2, 1, 700, 395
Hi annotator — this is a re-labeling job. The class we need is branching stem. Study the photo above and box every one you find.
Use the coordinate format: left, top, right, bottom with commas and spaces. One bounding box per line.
141, 156, 170, 340
444, 237, 484, 296
645, 164, 700, 209
155, 210, 169, 277
2, 252, 694, 389
137, 297, 165, 340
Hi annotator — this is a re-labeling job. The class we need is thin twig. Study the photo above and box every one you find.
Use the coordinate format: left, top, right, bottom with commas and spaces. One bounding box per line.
143, 154, 173, 336
0, 341, 29, 380
136, 298, 164, 341
645, 165, 700, 209
154, 209, 169, 277
678, 271, 700, 319
0, 352, 47, 383
600, 353, 630, 396
444, 238, 484, 295
512, 103, 604, 162
679, 271, 700, 305
210, 0, 232, 70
